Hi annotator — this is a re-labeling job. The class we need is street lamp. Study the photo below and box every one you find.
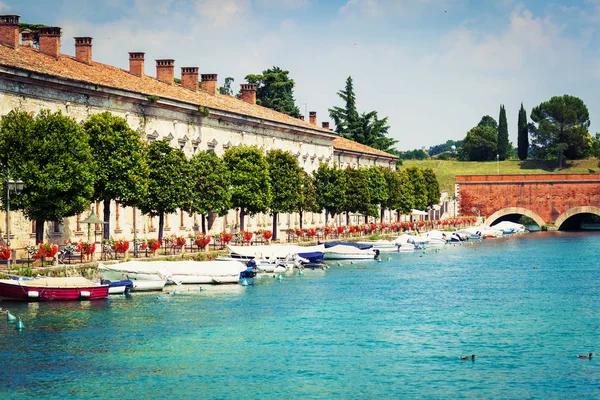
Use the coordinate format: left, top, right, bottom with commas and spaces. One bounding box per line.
496, 154, 499, 175
5, 177, 24, 269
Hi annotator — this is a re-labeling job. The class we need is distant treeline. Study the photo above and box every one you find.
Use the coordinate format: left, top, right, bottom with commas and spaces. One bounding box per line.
398, 140, 463, 160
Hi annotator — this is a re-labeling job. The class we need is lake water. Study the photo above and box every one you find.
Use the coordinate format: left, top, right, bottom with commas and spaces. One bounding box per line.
1, 232, 599, 399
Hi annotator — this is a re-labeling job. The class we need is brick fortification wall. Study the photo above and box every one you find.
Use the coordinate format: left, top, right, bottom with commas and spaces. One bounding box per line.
456, 174, 600, 224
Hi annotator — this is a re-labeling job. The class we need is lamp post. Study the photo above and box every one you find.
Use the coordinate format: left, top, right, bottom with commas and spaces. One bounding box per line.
5, 176, 24, 270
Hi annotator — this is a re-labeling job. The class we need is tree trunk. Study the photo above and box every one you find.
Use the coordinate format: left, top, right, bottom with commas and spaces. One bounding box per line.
380, 207, 385, 222
558, 149, 563, 169
299, 210, 303, 229
201, 214, 206, 234
346, 211, 350, 226
272, 213, 278, 241
102, 199, 111, 240
240, 209, 245, 231
325, 211, 329, 226
158, 213, 164, 241
35, 220, 44, 244
364, 215, 368, 224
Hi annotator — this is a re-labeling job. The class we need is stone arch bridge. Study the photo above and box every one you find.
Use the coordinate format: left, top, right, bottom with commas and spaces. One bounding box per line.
455, 174, 600, 229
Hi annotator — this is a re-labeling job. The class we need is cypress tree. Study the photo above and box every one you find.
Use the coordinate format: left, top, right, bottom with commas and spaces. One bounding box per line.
497, 104, 509, 160
517, 103, 529, 160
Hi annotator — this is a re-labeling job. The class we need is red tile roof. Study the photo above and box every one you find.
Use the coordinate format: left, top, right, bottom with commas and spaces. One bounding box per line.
0, 44, 332, 134
333, 136, 398, 159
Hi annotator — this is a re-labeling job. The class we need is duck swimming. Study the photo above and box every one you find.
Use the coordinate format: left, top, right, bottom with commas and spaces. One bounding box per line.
460, 354, 475, 361
577, 353, 593, 359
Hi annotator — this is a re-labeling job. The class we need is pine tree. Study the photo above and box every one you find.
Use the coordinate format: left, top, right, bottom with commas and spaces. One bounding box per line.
329, 76, 360, 140
497, 105, 509, 160
517, 103, 529, 160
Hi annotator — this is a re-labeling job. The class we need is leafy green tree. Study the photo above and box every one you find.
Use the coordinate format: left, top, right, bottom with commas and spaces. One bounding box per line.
298, 171, 321, 229
0, 110, 95, 243
266, 149, 303, 240
396, 169, 415, 217
517, 103, 529, 161
530, 95, 592, 168
380, 167, 400, 220
313, 163, 346, 225
329, 76, 397, 152
460, 126, 498, 161
497, 105, 509, 161
224, 145, 272, 231
428, 140, 463, 157
343, 167, 371, 225
422, 168, 440, 207
138, 139, 192, 241
399, 149, 429, 160
245, 67, 300, 117
84, 112, 149, 240
478, 115, 498, 130
186, 151, 231, 233
365, 166, 388, 222
218, 77, 235, 96
404, 167, 427, 211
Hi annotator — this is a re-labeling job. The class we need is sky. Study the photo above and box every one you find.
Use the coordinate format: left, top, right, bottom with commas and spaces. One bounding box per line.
5, 0, 600, 150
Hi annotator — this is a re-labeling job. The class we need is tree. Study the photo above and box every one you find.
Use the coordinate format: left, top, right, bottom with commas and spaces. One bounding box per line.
529, 95, 592, 168
478, 115, 498, 130
428, 140, 463, 157
298, 171, 321, 229
245, 67, 300, 117
186, 151, 231, 233
0, 110, 95, 243
224, 145, 272, 231
218, 77, 235, 96
266, 149, 303, 240
313, 163, 346, 225
396, 169, 415, 217
329, 76, 397, 152
461, 126, 498, 161
404, 167, 427, 211
517, 103, 529, 161
399, 149, 429, 160
365, 166, 388, 222
497, 105, 509, 161
422, 168, 440, 207
343, 167, 371, 225
138, 139, 192, 241
84, 112, 149, 240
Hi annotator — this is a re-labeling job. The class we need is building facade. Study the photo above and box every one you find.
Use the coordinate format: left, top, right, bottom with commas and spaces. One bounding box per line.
0, 15, 397, 246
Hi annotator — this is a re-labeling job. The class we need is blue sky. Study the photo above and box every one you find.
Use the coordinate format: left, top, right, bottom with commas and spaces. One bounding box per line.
5, 0, 600, 150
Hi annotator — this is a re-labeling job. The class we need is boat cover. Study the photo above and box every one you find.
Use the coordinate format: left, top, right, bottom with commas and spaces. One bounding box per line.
319, 241, 373, 250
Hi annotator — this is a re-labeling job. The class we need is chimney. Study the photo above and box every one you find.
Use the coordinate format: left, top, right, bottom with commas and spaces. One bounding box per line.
201, 74, 218, 95
309, 111, 317, 126
0, 15, 19, 49
322, 122, 330, 129
129, 52, 145, 77
299, 115, 304, 121
156, 59, 175, 84
240, 84, 257, 104
181, 67, 199, 91
74, 37, 92, 65
38, 27, 61, 58
21, 30, 33, 47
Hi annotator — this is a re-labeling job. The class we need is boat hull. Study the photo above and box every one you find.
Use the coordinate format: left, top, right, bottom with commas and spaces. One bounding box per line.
0, 280, 108, 301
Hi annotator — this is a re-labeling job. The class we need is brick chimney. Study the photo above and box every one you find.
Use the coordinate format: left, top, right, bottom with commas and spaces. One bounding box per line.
156, 59, 175, 84
74, 37, 92, 65
21, 30, 33, 47
129, 52, 145, 77
181, 67, 199, 91
0, 15, 19, 49
39, 27, 61, 58
201, 74, 218, 95
309, 111, 317, 126
240, 84, 257, 104
322, 122, 330, 129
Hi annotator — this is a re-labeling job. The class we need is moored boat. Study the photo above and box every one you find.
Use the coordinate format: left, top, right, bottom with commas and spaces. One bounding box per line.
0, 277, 109, 301
323, 244, 379, 260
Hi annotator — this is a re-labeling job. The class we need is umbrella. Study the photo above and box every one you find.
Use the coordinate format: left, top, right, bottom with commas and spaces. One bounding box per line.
80, 211, 107, 242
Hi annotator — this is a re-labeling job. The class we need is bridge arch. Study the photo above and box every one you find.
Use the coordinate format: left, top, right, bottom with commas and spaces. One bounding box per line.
554, 206, 600, 230
485, 207, 545, 227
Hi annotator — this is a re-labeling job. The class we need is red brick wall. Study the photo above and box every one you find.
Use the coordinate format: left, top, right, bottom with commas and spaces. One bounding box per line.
0, 25, 18, 48
39, 35, 60, 58
456, 174, 600, 223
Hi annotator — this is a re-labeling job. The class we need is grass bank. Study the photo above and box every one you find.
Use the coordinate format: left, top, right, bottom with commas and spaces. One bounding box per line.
401, 158, 600, 194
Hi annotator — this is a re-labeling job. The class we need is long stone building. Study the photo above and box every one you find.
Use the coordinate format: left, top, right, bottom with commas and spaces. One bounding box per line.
0, 15, 397, 246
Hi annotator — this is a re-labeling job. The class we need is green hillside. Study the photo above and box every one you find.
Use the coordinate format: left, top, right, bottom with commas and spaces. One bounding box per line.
401, 158, 600, 194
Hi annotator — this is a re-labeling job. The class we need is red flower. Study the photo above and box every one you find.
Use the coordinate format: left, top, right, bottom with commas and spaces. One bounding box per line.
0, 246, 11, 260
307, 228, 317, 237
220, 232, 233, 243
195, 236, 211, 247
336, 226, 345, 234
262, 230, 273, 240
323, 226, 333, 235
243, 231, 253, 241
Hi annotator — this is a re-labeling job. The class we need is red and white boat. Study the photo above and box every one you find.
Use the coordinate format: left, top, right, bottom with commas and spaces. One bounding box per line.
0, 277, 109, 301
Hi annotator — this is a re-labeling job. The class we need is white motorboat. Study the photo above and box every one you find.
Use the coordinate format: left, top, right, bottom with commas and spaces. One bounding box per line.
356, 240, 399, 253
228, 244, 325, 264
393, 234, 419, 251
98, 260, 246, 285
323, 244, 379, 260
491, 221, 527, 234
216, 254, 297, 272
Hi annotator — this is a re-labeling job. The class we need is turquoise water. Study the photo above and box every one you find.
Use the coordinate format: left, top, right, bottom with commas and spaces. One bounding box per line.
1, 232, 599, 399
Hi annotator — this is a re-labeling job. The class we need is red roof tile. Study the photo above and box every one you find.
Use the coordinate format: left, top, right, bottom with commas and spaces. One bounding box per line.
333, 136, 398, 159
